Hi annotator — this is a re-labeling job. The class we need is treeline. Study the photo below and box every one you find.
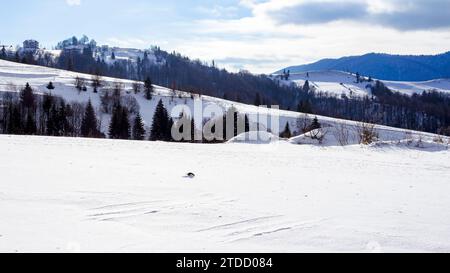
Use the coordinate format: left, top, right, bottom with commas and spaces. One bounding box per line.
294, 80, 450, 135
0, 84, 102, 138
0, 83, 253, 142
54, 47, 299, 108
1, 37, 300, 110
2, 37, 450, 135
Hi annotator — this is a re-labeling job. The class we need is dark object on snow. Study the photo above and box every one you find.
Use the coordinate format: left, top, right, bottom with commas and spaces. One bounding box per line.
186, 172, 195, 178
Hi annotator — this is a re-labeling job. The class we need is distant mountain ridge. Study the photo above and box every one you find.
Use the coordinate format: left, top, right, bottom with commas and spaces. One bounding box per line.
278, 52, 450, 81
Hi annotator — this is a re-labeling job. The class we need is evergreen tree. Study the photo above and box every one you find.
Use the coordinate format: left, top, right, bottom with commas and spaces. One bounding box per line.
254, 93, 261, 106
297, 100, 313, 114
67, 57, 74, 71
108, 104, 120, 139
303, 80, 310, 92
43, 93, 53, 118
20, 83, 35, 109
119, 107, 131, 140
308, 116, 322, 131
24, 113, 37, 135
144, 77, 154, 100
280, 122, 292, 138
47, 81, 55, 90
58, 101, 71, 136
150, 100, 171, 141
108, 103, 130, 140
0, 46, 6, 59
46, 105, 58, 135
111, 52, 116, 60
132, 113, 146, 140
9, 105, 23, 135
81, 99, 99, 138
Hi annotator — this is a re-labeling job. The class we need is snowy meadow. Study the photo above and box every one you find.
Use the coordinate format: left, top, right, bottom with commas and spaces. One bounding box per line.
0, 135, 449, 252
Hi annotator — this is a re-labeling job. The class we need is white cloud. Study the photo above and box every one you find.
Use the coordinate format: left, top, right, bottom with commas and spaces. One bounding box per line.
66, 0, 81, 6
170, 0, 450, 74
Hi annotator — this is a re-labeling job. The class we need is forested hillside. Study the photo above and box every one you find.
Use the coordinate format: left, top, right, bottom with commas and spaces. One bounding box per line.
279, 52, 450, 81
1, 36, 449, 135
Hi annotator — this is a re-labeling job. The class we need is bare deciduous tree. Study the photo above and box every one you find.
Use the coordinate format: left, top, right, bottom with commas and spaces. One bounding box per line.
333, 123, 351, 146
355, 122, 378, 145
132, 82, 142, 94
91, 74, 103, 93
69, 102, 84, 136
74, 76, 87, 92
121, 95, 140, 115
309, 128, 328, 144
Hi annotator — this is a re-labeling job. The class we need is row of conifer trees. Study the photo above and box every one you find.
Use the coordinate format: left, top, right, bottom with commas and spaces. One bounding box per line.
0, 83, 258, 142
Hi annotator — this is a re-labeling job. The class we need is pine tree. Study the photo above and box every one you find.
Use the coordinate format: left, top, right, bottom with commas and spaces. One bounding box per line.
132, 113, 146, 140
20, 83, 35, 109
46, 105, 58, 136
9, 105, 23, 135
109, 103, 122, 139
150, 100, 171, 141
43, 93, 53, 118
58, 101, 70, 136
67, 57, 74, 71
254, 93, 261, 106
308, 116, 321, 132
0, 46, 6, 59
81, 99, 99, 138
24, 113, 37, 135
111, 52, 116, 60
47, 81, 55, 90
144, 77, 153, 100
119, 107, 131, 140
303, 80, 310, 92
280, 122, 292, 138
297, 100, 313, 114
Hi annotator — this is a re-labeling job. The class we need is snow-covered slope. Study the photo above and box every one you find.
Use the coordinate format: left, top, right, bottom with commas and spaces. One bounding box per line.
0, 59, 447, 144
0, 135, 449, 252
1, 60, 450, 253
280, 71, 450, 97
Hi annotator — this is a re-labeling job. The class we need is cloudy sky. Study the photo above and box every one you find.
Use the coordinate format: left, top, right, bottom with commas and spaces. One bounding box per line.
1, 0, 450, 73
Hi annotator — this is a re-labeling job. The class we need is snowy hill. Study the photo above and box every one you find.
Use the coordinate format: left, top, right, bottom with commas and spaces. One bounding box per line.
277, 70, 450, 97
1, 60, 450, 252
0, 59, 448, 144
278, 52, 450, 82
0, 135, 449, 252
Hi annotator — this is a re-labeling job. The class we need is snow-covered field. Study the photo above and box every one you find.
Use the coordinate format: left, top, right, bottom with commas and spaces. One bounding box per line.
0, 135, 449, 253
283, 71, 450, 97
1, 60, 450, 253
